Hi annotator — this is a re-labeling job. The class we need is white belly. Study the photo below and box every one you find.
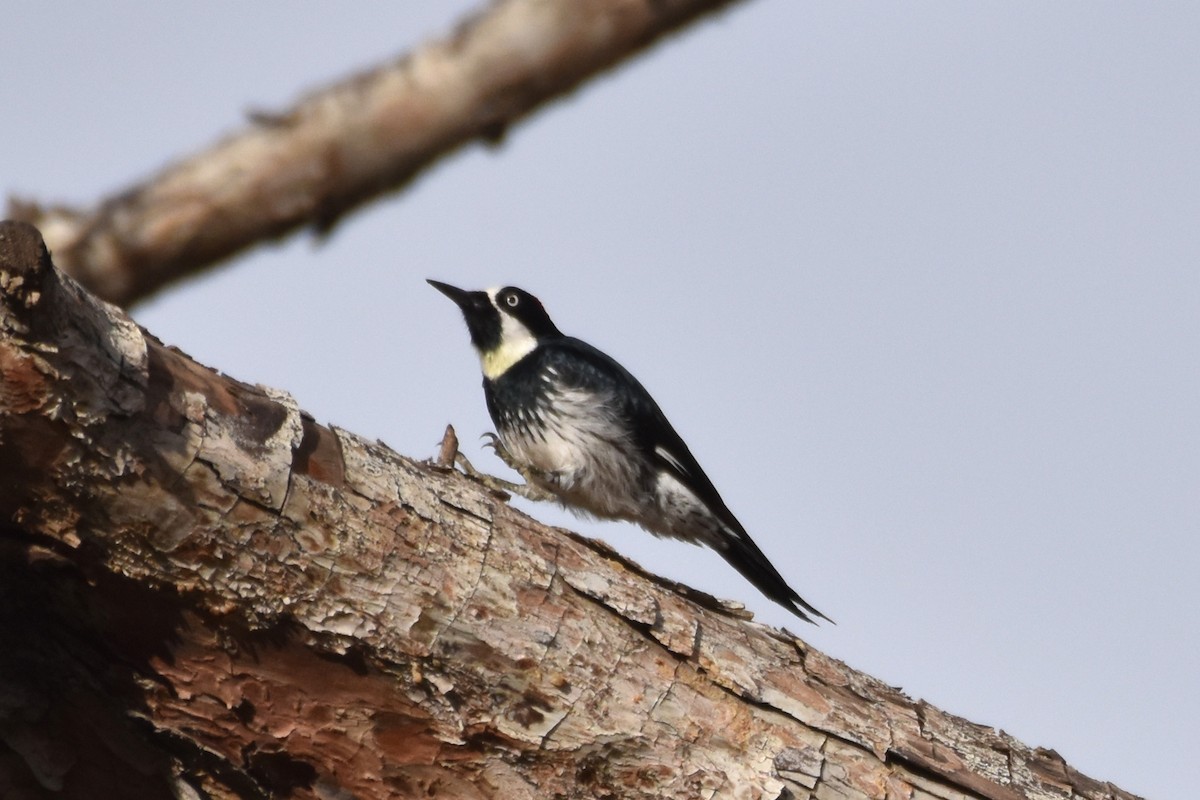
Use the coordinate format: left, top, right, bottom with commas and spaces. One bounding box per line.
501, 387, 647, 521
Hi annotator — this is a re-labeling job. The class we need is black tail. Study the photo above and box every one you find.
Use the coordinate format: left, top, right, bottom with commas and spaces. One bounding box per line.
721, 530, 832, 625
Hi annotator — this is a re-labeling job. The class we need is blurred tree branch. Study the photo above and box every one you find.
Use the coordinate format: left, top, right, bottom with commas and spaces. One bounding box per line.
7, 0, 746, 307
0, 220, 1143, 799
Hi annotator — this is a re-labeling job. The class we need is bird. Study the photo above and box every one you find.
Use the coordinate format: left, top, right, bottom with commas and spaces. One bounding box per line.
427, 280, 830, 624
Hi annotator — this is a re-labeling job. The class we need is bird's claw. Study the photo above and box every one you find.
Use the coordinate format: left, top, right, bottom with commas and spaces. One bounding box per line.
480, 432, 525, 473
453, 451, 483, 479
454, 451, 517, 499
456, 438, 556, 503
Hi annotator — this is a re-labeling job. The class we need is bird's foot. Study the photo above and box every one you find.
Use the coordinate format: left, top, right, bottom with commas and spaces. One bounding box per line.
453, 451, 519, 498
481, 433, 522, 471
455, 438, 557, 503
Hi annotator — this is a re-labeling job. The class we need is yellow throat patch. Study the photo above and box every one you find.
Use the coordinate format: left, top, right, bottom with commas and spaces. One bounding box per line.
479, 337, 537, 380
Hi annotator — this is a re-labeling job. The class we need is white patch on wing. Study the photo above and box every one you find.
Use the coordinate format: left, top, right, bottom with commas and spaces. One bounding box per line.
654, 445, 690, 478
479, 288, 537, 379
651, 470, 726, 548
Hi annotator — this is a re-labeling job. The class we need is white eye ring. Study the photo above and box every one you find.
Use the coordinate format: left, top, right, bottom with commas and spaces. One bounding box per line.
505, 293, 519, 307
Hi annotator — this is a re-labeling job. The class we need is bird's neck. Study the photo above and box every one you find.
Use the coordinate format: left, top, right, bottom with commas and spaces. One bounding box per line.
478, 338, 538, 380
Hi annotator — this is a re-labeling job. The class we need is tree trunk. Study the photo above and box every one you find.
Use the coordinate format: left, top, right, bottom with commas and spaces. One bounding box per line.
0, 221, 1141, 799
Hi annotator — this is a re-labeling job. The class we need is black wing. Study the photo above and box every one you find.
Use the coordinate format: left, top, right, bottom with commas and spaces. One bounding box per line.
540, 337, 831, 624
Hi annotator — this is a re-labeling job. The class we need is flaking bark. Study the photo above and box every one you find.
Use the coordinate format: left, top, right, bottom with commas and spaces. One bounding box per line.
0, 221, 1142, 799
7, 0, 745, 308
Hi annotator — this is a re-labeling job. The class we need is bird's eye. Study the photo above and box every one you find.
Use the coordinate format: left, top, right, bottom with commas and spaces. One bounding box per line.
504, 292, 520, 308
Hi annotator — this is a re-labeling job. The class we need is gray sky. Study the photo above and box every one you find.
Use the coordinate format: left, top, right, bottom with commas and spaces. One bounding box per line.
4, 3, 1196, 798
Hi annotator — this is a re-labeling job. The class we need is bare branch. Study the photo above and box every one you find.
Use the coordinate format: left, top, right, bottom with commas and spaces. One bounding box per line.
7, 0, 746, 307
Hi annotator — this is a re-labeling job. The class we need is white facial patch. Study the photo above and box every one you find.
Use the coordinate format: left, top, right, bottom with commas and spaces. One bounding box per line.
479, 287, 538, 379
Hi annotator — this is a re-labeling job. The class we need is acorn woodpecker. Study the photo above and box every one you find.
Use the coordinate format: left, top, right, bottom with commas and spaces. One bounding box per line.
428, 280, 830, 624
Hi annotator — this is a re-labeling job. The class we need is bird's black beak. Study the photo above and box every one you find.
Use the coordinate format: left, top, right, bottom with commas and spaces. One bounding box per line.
427, 279, 499, 351
428, 278, 493, 315
426, 279, 473, 308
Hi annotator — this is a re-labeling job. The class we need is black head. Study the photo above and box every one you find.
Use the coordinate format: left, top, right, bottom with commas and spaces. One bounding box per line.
490, 285, 560, 340
428, 280, 562, 378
